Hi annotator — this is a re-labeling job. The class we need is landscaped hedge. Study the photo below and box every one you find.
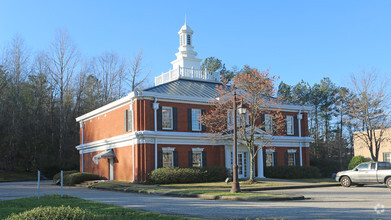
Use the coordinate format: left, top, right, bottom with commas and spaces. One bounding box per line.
348, 156, 367, 170
264, 166, 321, 179
150, 166, 229, 184
62, 172, 106, 186
310, 158, 348, 178
6, 205, 95, 220
53, 170, 78, 184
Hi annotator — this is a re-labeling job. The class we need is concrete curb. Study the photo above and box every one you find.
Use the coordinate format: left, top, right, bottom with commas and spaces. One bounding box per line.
241, 183, 340, 191
88, 186, 305, 201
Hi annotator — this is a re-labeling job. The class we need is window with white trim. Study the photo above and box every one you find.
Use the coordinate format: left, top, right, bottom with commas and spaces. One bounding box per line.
162, 107, 173, 130
192, 109, 201, 131
162, 147, 175, 168
287, 150, 296, 166
286, 115, 294, 135
192, 152, 202, 167
266, 150, 275, 167
125, 109, 133, 132
265, 114, 272, 133
227, 110, 249, 128
384, 152, 391, 162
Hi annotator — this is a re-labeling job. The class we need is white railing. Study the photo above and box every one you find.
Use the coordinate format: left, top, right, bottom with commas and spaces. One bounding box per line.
155, 67, 220, 86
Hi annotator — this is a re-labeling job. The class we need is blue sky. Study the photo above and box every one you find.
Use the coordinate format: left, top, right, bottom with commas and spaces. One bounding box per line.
1, 0, 390, 89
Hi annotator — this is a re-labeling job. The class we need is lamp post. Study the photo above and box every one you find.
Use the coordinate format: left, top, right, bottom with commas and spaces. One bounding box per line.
231, 91, 247, 193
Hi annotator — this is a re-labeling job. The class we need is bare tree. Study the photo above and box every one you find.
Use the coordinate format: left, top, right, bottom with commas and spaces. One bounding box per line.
128, 49, 149, 92
48, 29, 79, 165
93, 52, 125, 103
347, 71, 390, 161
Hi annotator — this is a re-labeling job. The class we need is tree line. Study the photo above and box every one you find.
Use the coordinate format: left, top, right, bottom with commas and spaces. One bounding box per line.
0, 30, 149, 174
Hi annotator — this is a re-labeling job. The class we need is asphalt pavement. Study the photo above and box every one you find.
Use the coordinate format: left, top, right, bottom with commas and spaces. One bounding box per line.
1, 180, 391, 219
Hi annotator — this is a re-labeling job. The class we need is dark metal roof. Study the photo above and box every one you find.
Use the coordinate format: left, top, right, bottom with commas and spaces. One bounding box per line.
144, 79, 308, 107
144, 79, 222, 98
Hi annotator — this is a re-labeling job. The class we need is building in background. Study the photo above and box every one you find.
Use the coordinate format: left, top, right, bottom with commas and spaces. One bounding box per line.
354, 128, 391, 162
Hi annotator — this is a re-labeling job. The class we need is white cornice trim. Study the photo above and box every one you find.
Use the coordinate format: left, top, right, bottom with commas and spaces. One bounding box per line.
75, 89, 312, 122
75, 130, 313, 154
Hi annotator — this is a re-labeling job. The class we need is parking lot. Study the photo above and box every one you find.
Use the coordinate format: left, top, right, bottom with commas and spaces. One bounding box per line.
1, 181, 390, 219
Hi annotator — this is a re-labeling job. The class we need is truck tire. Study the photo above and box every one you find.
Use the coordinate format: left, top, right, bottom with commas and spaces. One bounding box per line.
386, 177, 391, 189
340, 176, 351, 187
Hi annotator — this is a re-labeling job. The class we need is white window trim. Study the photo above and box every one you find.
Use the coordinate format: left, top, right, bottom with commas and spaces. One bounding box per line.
162, 106, 173, 130
288, 149, 297, 153
287, 149, 296, 166
265, 114, 272, 132
192, 109, 202, 131
192, 147, 204, 152
286, 115, 294, 135
162, 147, 175, 167
266, 149, 275, 153
265, 151, 274, 167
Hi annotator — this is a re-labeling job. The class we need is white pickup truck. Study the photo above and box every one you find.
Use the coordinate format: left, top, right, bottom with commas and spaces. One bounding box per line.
335, 162, 391, 188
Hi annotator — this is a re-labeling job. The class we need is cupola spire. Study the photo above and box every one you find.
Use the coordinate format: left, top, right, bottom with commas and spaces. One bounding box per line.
171, 20, 202, 70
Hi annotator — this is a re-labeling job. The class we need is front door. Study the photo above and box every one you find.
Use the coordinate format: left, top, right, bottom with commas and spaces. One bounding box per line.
238, 152, 247, 179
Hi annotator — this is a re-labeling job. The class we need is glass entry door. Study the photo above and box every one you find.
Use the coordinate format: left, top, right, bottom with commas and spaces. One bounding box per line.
238, 153, 247, 178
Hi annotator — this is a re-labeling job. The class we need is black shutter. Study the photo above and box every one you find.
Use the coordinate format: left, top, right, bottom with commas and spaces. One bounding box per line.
261, 114, 265, 131
201, 109, 206, 132
285, 152, 289, 166
124, 109, 128, 132
173, 151, 178, 167
173, 107, 178, 131
188, 108, 192, 131
273, 152, 278, 166
157, 106, 162, 129
263, 150, 266, 167
294, 116, 298, 136
188, 151, 193, 167
202, 151, 207, 167
284, 115, 287, 135
158, 151, 163, 168
295, 152, 300, 166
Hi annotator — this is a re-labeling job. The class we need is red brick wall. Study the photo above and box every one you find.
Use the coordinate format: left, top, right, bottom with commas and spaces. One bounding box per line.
83, 105, 131, 143
81, 146, 134, 181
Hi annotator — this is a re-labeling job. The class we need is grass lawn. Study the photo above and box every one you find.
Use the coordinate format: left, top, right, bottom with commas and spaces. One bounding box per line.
171, 190, 287, 197
91, 182, 167, 192
90, 182, 287, 198
0, 195, 192, 220
0, 171, 37, 182
160, 181, 282, 190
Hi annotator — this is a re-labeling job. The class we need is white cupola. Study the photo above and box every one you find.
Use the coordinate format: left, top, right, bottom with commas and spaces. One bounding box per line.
154, 21, 220, 86
170, 20, 202, 70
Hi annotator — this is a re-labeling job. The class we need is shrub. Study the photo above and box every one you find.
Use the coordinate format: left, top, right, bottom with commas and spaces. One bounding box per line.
201, 166, 229, 182
310, 158, 348, 178
53, 170, 78, 184
63, 172, 106, 186
150, 166, 229, 184
6, 205, 95, 220
264, 166, 321, 179
348, 156, 367, 170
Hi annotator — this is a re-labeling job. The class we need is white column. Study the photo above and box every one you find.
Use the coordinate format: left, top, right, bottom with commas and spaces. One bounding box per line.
297, 113, 303, 166
81, 153, 84, 172
109, 158, 114, 180
153, 99, 159, 170
257, 148, 265, 178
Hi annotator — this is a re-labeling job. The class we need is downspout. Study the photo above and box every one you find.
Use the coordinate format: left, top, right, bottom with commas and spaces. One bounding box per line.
297, 110, 303, 166
80, 121, 84, 172
153, 98, 160, 170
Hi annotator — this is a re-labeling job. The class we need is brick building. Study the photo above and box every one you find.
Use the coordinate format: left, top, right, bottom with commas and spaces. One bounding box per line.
75, 23, 313, 182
